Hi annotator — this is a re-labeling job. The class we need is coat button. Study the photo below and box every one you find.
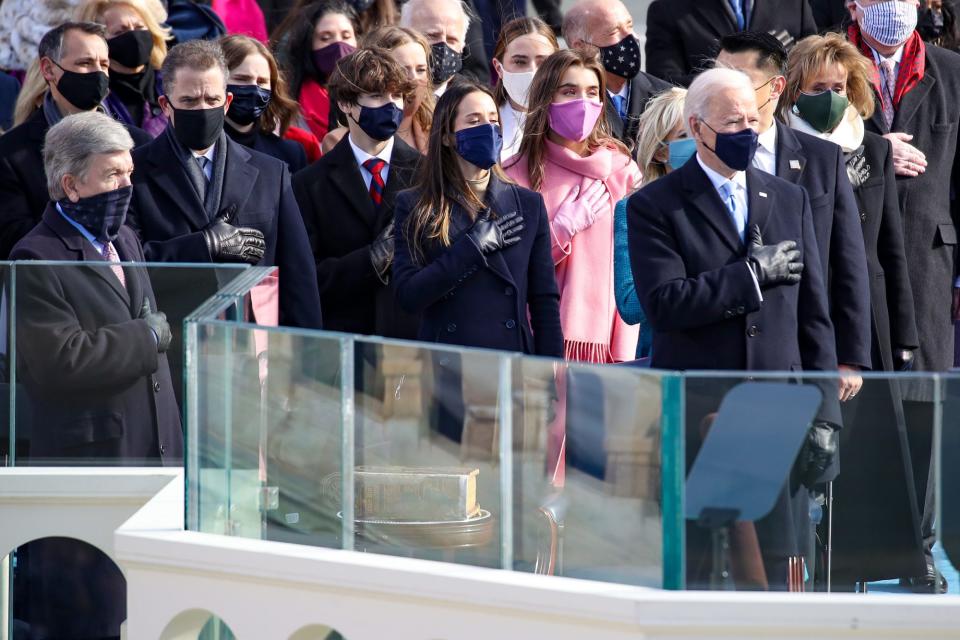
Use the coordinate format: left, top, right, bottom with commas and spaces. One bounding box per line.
736, 305, 745, 314
860, 212, 867, 223
154, 381, 160, 392
505, 319, 516, 329
447, 323, 457, 333
504, 286, 514, 295
747, 325, 760, 337
160, 444, 166, 455
724, 310, 733, 319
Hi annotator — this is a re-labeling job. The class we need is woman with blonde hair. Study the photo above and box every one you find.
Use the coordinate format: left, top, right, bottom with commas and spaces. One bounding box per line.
782, 32, 921, 591
76, 0, 171, 136
614, 87, 688, 359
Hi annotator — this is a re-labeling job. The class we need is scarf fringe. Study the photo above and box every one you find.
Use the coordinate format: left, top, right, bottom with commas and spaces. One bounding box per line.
564, 339, 613, 364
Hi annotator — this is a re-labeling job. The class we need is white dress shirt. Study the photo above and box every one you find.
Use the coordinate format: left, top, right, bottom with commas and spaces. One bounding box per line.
871, 45, 905, 89
349, 134, 394, 191
697, 153, 763, 302
752, 123, 778, 175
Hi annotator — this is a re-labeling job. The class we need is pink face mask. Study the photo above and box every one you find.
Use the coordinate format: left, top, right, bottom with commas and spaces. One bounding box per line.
548, 98, 604, 142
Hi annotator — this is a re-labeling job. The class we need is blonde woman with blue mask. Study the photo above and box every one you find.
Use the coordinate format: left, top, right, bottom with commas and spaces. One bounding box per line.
614, 87, 687, 359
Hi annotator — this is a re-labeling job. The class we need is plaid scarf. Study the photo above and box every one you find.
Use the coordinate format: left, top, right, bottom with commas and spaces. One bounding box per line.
848, 23, 926, 110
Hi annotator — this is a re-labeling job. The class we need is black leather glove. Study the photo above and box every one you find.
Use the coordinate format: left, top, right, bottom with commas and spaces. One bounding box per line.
140, 298, 172, 353
466, 209, 524, 255
203, 216, 266, 264
894, 348, 915, 371
370, 221, 394, 284
845, 145, 871, 188
747, 225, 803, 288
799, 420, 838, 489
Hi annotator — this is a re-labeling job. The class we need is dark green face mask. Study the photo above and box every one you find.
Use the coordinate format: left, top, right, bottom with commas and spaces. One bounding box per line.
793, 90, 849, 133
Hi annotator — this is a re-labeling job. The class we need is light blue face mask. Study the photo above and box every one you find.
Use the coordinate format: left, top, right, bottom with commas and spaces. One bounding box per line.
667, 138, 697, 170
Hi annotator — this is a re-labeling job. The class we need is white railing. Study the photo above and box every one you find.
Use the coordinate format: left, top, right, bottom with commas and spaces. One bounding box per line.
2, 468, 959, 639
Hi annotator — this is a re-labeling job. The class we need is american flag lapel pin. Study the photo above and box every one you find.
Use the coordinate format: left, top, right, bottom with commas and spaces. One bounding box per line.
790, 159, 801, 170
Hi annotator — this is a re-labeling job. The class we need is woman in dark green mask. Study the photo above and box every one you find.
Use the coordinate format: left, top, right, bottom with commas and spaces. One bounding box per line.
782, 32, 923, 592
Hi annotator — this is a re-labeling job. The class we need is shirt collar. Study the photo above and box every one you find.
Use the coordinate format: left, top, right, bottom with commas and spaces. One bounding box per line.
608, 81, 630, 100
757, 123, 777, 154
191, 144, 216, 163
696, 153, 747, 193
871, 45, 905, 66
56, 202, 104, 253
349, 134, 394, 168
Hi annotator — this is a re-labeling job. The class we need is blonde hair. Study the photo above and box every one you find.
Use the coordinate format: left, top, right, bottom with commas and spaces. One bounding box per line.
780, 33, 876, 121
75, 0, 171, 70
13, 60, 47, 126
636, 87, 687, 183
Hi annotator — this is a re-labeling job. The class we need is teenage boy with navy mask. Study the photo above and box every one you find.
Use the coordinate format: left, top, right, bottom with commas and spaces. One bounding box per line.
293, 47, 423, 339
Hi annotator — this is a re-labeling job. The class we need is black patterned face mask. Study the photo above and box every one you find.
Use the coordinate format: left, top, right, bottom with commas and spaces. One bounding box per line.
594, 34, 641, 80
430, 42, 462, 86
58, 185, 133, 243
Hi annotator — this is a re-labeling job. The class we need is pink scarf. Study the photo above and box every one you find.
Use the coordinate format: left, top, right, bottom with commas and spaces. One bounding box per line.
505, 140, 641, 363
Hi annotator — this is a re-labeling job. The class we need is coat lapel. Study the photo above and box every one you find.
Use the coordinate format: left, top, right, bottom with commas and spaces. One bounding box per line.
745, 167, 772, 236
219, 138, 259, 220
774, 123, 807, 185
681, 160, 742, 254
695, 1, 737, 37
892, 73, 936, 133
376, 138, 420, 230
483, 178, 518, 287
146, 135, 209, 230
327, 138, 377, 230
115, 232, 146, 315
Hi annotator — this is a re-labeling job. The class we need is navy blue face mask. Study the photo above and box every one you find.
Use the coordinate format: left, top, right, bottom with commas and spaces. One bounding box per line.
354, 102, 403, 141
227, 84, 272, 126
699, 120, 759, 171
454, 124, 503, 170
59, 185, 133, 244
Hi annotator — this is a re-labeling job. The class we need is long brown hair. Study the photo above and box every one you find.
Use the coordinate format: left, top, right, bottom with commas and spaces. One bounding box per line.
406, 81, 510, 263
492, 16, 558, 106
504, 48, 627, 191
357, 0, 397, 32
779, 32, 876, 121
220, 34, 300, 136
75, 0, 171, 70
363, 25, 435, 141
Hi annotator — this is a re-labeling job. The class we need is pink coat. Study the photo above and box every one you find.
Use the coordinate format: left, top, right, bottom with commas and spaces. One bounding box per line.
505, 140, 641, 363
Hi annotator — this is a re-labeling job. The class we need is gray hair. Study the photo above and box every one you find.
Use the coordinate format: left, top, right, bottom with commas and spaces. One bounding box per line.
44, 112, 134, 201
683, 67, 754, 136
562, 0, 599, 46
399, 0, 471, 41
161, 39, 229, 93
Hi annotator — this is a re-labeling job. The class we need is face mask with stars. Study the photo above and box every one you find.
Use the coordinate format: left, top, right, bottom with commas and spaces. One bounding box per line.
596, 33, 641, 80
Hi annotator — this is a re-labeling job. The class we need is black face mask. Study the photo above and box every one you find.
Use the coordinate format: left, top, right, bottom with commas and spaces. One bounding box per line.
59, 185, 133, 244
53, 62, 109, 110
917, 8, 945, 41
227, 84, 272, 126
430, 42, 462, 86
353, 102, 403, 141
108, 29, 154, 69
171, 105, 225, 150
594, 34, 641, 80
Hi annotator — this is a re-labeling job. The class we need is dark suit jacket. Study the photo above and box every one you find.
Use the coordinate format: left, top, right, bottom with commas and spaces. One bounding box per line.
393, 176, 563, 357
0, 107, 152, 259
0, 71, 18, 131
128, 129, 322, 329
226, 123, 308, 172
809, 0, 850, 33
627, 159, 839, 386
852, 131, 919, 370
774, 122, 872, 369
293, 135, 421, 339
863, 43, 960, 384
645, 0, 817, 86
604, 71, 672, 149
9, 205, 183, 464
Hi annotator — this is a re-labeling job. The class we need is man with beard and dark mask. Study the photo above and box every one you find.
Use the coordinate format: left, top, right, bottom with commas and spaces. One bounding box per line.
644, 0, 817, 87
9, 110, 182, 638
128, 39, 322, 329
563, 0, 670, 150
400, 0, 485, 94
0, 22, 152, 259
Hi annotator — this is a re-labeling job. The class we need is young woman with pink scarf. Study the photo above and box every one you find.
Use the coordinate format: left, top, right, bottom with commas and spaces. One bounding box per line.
504, 48, 641, 364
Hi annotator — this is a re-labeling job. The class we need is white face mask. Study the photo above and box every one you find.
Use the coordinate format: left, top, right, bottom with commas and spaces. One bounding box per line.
501, 68, 536, 109
856, 0, 918, 47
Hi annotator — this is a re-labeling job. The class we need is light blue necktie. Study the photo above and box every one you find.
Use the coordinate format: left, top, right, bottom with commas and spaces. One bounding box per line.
729, 0, 746, 30
611, 94, 627, 122
720, 181, 747, 243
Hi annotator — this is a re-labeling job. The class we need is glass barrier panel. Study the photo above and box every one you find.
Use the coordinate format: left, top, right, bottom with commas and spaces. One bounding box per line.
186, 321, 344, 547
677, 371, 957, 595
0, 265, 15, 466
512, 356, 666, 586
10, 262, 250, 467
938, 373, 960, 595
